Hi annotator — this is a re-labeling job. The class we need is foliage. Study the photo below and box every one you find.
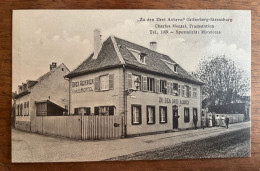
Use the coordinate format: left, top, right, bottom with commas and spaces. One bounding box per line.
194, 55, 250, 105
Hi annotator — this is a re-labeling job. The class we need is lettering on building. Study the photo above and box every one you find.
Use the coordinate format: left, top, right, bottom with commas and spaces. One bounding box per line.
72, 79, 94, 93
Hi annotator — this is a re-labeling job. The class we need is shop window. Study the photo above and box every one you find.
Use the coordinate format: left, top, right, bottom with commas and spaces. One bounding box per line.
147, 77, 155, 92
184, 107, 190, 123
173, 83, 179, 96
159, 106, 167, 123
193, 87, 197, 98
147, 106, 155, 124
132, 105, 142, 125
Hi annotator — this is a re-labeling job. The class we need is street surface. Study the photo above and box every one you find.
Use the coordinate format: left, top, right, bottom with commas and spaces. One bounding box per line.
12, 121, 250, 162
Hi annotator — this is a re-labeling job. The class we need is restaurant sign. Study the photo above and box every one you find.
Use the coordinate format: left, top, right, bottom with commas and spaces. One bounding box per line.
71, 79, 94, 93
159, 97, 189, 105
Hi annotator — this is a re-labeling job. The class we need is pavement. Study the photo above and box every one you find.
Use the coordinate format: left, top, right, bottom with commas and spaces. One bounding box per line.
12, 121, 251, 162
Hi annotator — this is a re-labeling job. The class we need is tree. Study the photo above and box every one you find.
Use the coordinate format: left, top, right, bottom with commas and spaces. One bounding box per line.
194, 55, 250, 106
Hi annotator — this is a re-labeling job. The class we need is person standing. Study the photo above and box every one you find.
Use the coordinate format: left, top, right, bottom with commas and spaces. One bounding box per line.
193, 114, 198, 129
225, 117, 230, 129
202, 117, 206, 129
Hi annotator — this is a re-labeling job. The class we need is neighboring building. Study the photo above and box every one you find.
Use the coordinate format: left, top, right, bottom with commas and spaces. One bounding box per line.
65, 30, 204, 136
14, 62, 70, 131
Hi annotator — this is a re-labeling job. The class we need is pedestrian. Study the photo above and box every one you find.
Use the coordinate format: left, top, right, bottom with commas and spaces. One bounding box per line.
202, 117, 206, 129
225, 117, 230, 129
193, 114, 198, 129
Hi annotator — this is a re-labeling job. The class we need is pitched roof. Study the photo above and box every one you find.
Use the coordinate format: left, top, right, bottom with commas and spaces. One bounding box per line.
14, 63, 69, 99
66, 36, 203, 85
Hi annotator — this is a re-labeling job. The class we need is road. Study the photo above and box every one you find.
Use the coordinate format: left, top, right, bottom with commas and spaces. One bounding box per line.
12, 121, 251, 162
107, 128, 250, 160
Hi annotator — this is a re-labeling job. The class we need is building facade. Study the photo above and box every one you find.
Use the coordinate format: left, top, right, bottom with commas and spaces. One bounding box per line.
14, 62, 70, 132
66, 30, 203, 136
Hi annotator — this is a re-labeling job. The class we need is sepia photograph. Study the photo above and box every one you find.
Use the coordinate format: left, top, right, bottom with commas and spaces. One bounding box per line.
12, 10, 251, 162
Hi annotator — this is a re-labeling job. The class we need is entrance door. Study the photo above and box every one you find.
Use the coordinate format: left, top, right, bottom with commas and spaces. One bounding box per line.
173, 105, 178, 129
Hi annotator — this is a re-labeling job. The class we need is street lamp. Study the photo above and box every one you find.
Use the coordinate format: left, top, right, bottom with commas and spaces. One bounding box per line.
125, 77, 141, 96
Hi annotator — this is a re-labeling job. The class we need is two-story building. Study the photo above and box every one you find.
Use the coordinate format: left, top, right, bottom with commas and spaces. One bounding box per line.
65, 30, 203, 136
14, 62, 70, 132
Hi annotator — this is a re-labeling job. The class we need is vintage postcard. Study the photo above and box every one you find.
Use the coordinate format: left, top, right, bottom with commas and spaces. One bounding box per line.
12, 10, 251, 162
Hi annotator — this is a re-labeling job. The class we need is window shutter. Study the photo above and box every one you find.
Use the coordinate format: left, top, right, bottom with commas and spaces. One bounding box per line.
178, 84, 181, 96
156, 79, 160, 93
189, 86, 191, 97
182, 85, 185, 97
109, 106, 114, 115
109, 74, 114, 90
167, 82, 170, 94
142, 76, 147, 91
128, 73, 132, 89
74, 108, 78, 115
170, 82, 173, 95
94, 107, 99, 115
94, 77, 100, 91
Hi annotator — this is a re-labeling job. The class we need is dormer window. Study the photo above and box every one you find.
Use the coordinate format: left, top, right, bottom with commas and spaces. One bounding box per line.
161, 59, 178, 73
127, 48, 147, 65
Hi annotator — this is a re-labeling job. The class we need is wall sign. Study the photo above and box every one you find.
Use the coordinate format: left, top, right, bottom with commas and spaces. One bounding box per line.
159, 97, 189, 105
72, 79, 94, 93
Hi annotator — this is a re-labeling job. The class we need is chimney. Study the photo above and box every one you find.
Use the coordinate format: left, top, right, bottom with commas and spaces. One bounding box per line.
50, 62, 57, 70
93, 29, 102, 59
149, 41, 157, 51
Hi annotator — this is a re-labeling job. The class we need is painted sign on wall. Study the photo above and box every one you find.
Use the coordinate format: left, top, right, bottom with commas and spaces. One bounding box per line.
72, 79, 94, 93
159, 97, 189, 105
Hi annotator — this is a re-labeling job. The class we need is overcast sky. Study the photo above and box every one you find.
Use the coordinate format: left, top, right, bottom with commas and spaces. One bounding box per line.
12, 10, 251, 92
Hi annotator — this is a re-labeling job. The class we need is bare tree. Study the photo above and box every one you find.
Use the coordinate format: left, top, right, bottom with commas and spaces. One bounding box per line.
193, 55, 250, 105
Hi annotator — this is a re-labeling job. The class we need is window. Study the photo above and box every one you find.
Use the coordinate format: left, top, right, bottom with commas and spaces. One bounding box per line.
94, 106, 114, 115
159, 106, 167, 123
182, 85, 191, 97
128, 48, 146, 64
147, 106, 155, 124
193, 87, 197, 98
140, 53, 146, 64
173, 83, 179, 96
162, 59, 178, 73
78, 107, 91, 115
94, 74, 114, 91
20, 104, 23, 116
184, 108, 190, 123
100, 75, 109, 90
17, 104, 19, 116
132, 105, 141, 125
74, 108, 79, 115
160, 80, 167, 94
147, 77, 155, 92
132, 74, 141, 90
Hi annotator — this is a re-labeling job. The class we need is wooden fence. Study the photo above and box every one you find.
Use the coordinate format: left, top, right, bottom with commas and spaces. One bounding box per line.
35, 115, 124, 140
81, 115, 124, 140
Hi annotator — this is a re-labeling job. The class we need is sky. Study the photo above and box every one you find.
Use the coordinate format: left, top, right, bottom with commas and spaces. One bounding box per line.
12, 10, 251, 92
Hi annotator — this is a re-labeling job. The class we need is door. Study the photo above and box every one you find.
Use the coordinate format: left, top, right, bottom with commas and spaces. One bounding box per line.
173, 105, 179, 129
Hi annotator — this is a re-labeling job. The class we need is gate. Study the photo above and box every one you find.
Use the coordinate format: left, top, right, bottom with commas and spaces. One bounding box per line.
81, 115, 124, 140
